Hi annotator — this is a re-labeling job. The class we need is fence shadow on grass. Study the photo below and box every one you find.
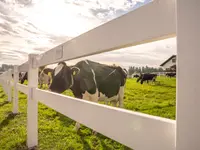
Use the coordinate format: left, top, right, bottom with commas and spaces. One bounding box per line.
0, 101, 9, 107
0, 111, 18, 131
12, 140, 38, 150
152, 82, 176, 88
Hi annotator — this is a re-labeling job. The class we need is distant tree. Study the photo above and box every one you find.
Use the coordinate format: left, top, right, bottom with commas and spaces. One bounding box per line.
128, 65, 165, 75
0, 64, 14, 71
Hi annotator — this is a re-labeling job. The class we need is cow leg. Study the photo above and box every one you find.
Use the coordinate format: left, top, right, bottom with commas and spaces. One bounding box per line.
73, 94, 87, 132
73, 92, 81, 133
73, 91, 98, 133
111, 100, 117, 107
39, 80, 43, 88
89, 90, 99, 135
118, 86, 124, 108
91, 95, 98, 135
74, 122, 81, 132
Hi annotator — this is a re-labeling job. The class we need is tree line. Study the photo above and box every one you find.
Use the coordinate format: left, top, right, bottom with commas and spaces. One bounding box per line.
128, 66, 165, 75
0, 64, 14, 72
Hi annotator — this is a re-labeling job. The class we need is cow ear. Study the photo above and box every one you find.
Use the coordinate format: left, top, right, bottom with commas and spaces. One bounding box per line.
71, 67, 80, 76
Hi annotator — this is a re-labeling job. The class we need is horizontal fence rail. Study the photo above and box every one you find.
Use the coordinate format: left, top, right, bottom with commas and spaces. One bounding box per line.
17, 84, 28, 95
19, 61, 29, 72
35, 89, 175, 150
36, 0, 176, 67
0, 0, 181, 149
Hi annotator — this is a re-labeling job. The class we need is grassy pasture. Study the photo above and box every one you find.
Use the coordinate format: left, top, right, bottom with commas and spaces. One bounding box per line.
0, 76, 176, 150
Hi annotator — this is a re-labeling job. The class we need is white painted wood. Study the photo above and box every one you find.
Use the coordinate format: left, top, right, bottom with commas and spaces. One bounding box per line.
7, 69, 12, 102
0, 79, 3, 85
0, 79, 7, 94
4, 71, 9, 96
10, 81, 14, 87
27, 54, 38, 148
0, 79, 6, 93
19, 61, 28, 72
0, 72, 8, 95
17, 83, 28, 95
13, 65, 19, 114
36, 0, 176, 67
176, 1, 200, 150
35, 89, 176, 150
0, 1, 178, 149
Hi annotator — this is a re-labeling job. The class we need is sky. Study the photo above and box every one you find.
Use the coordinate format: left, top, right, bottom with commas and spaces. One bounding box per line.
0, 0, 176, 69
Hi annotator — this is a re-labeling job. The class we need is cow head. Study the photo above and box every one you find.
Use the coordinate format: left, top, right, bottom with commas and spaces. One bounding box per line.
49, 62, 80, 93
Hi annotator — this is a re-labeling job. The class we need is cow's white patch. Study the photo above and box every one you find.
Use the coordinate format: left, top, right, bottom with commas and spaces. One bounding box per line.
84, 60, 89, 64
54, 64, 64, 76
108, 69, 116, 77
98, 92, 118, 102
97, 86, 124, 107
84, 60, 97, 87
82, 90, 98, 102
91, 69, 97, 86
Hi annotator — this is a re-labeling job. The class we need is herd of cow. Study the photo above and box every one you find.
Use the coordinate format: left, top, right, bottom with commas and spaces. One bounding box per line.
132, 72, 176, 84
11, 60, 176, 133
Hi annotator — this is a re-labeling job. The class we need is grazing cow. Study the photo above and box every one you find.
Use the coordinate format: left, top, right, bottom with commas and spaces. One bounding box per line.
12, 73, 22, 80
42, 68, 54, 75
165, 72, 176, 78
132, 74, 140, 78
20, 72, 28, 84
20, 67, 53, 85
38, 68, 52, 88
137, 73, 157, 84
49, 60, 127, 132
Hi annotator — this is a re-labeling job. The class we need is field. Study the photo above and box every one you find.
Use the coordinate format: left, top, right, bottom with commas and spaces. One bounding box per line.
0, 76, 176, 150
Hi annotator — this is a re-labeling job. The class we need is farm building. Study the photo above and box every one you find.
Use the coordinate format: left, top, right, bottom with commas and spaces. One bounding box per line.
160, 55, 176, 71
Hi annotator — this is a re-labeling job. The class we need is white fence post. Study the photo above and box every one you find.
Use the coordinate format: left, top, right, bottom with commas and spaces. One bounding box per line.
176, 0, 200, 150
7, 69, 12, 102
0, 73, 6, 94
4, 72, 9, 97
13, 65, 19, 114
27, 54, 38, 148
3, 74, 7, 95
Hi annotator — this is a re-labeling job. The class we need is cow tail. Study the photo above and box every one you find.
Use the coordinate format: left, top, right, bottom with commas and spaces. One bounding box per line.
115, 67, 126, 108
116, 67, 127, 86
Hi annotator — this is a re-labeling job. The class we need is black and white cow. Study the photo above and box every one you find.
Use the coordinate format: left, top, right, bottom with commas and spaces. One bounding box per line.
137, 73, 157, 84
38, 68, 53, 88
12, 72, 22, 80
49, 60, 128, 132
133, 74, 140, 78
165, 72, 176, 78
20, 72, 28, 84
20, 67, 53, 87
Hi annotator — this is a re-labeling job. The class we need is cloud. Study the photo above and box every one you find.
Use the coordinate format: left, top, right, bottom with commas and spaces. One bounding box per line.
0, 0, 176, 68
62, 37, 176, 69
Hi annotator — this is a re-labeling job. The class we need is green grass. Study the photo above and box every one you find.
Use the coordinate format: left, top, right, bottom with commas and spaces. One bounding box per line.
0, 76, 176, 150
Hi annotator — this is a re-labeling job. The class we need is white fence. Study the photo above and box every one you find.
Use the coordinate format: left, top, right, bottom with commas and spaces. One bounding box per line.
0, 0, 199, 150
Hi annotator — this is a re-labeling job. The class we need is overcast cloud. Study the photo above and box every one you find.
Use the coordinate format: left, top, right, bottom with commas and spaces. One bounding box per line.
0, 0, 176, 68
